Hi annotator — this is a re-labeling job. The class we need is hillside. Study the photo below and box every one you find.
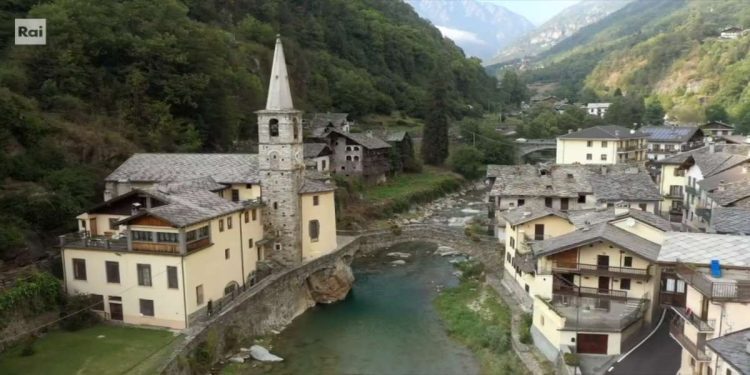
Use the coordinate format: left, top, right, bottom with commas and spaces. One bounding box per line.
0, 0, 499, 260
489, 0, 630, 65
515, 0, 750, 129
406, 0, 534, 62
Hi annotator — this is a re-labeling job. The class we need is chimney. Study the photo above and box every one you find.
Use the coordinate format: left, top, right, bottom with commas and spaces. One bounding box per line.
568, 129, 573, 134
614, 202, 629, 216
131, 202, 142, 216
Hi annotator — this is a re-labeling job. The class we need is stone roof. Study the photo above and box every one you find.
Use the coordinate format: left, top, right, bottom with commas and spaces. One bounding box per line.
264, 36, 294, 111
693, 152, 749, 177
386, 131, 408, 142
299, 178, 336, 194
658, 232, 750, 267
589, 172, 662, 202
701, 120, 734, 130
558, 125, 646, 140
654, 144, 750, 166
711, 207, 750, 235
586, 103, 611, 109
488, 164, 660, 203
697, 164, 749, 191
532, 223, 661, 261
567, 208, 615, 228
106, 153, 260, 184
706, 328, 750, 375
152, 177, 226, 194
721, 135, 750, 144
617, 208, 673, 232
499, 205, 567, 226
640, 126, 702, 143
309, 113, 348, 128
329, 130, 391, 149
709, 180, 750, 206
303, 143, 331, 158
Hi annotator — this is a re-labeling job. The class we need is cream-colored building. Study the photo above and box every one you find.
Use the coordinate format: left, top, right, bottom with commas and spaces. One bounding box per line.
61, 37, 339, 329
556, 125, 647, 165
658, 233, 750, 375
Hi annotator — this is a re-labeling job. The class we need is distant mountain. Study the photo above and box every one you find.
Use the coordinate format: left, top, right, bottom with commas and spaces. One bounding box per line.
406, 0, 534, 62
490, 0, 630, 65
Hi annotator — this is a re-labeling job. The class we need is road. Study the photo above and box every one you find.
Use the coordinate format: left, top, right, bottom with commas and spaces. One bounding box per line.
607, 313, 681, 375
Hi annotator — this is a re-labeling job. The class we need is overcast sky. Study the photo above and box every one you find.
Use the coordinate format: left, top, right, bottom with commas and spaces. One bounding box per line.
485, 0, 581, 25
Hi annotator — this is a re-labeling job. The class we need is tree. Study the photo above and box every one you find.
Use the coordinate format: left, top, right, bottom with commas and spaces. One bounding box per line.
449, 146, 485, 179
705, 104, 729, 123
643, 100, 665, 125
613, 88, 623, 97
604, 94, 645, 127
499, 70, 528, 107
421, 68, 451, 165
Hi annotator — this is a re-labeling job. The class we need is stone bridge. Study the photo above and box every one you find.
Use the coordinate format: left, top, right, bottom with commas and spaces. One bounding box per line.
515, 138, 556, 158
160, 224, 502, 374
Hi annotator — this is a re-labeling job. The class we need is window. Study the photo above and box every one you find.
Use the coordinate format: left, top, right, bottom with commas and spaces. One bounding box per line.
506, 253, 511, 262
727, 369, 732, 375
676, 280, 686, 293
137, 264, 152, 286
252, 209, 257, 221
196, 285, 204, 305
73, 259, 87, 280
139, 299, 154, 317
578, 194, 586, 203
91, 294, 104, 311
132, 231, 153, 242
275, 243, 281, 250
313, 195, 319, 206
560, 198, 569, 211
293, 122, 299, 140
231, 189, 240, 202
674, 168, 685, 177
620, 279, 631, 290
601, 141, 607, 147
587, 141, 593, 147
219, 219, 224, 232
246, 183, 253, 189
639, 203, 647, 211
167, 266, 178, 289
157, 232, 178, 243
518, 199, 525, 206
225, 248, 230, 259
244, 211, 249, 223
269, 119, 279, 137
80, 220, 87, 229
248, 238, 254, 248
586, 153, 592, 160
273, 202, 278, 210
346, 146, 352, 151
509, 237, 515, 249
218, 190, 224, 198
257, 248, 264, 261
354, 156, 360, 161
227, 217, 233, 230
346, 155, 352, 161
309, 220, 320, 242
623, 256, 633, 267
544, 197, 552, 207
601, 154, 607, 161
109, 218, 119, 230
105, 261, 120, 283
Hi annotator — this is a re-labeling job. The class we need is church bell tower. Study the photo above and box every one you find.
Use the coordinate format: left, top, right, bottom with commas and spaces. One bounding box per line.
256, 35, 304, 265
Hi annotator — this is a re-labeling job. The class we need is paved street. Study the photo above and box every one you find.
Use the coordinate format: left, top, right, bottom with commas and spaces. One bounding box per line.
608, 314, 681, 375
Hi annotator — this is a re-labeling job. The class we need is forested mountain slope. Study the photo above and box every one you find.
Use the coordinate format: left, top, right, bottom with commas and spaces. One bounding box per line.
517, 0, 750, 127
0, 0, 497, 259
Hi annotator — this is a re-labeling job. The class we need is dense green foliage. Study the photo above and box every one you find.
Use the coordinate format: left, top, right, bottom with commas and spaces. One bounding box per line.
513, 0, 750, 130
456, 117, 516, 165
0, 0, 500, 256
434, 277, 528, 374
448, 146, 485, 180
422, 69, 452, 165
515, 105, 603, 139
0, 272, 61, 326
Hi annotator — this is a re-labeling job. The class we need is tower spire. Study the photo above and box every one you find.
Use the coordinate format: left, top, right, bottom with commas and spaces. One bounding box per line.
265, 34, 294, 111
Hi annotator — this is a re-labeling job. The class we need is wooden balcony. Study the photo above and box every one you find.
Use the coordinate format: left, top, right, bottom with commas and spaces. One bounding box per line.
553, 281, 629, 301
132, 241, 179, 253
552, 261, 651, 279
186, 238, 211, 252
669, 320, 711, 362
675, 262, 750, 302
59, 232, 128, 251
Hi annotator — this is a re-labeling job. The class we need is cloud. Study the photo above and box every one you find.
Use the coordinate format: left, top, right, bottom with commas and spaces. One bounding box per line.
435, 26, 486, 45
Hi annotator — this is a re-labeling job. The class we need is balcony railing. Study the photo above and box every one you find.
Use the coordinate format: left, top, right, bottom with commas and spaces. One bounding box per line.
552, 261, 650, 279
675, 262, 750, 302
670, 306, 715, 333
132, 241, 179, 253
553, 281, 629, 300
59, 232, 128, 251
663, 191, 684, 199
669, 320, 711, 362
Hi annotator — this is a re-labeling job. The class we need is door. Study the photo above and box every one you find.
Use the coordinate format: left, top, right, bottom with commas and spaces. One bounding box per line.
109, 303, 123, 321
598, 277, 610, 293
597, 255, 609, 270
577, 334, 608, 354
534, 224, 545, 241
560, 198, 569, 211
90, 218, 98, 236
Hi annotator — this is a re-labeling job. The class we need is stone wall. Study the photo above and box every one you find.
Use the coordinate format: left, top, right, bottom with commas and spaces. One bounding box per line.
160, 224, 502, 374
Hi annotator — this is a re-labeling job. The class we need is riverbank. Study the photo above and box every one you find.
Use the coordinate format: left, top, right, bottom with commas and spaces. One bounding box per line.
434, 261, 528, 375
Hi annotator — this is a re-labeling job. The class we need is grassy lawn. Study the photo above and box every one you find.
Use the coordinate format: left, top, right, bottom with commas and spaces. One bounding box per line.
0, 325, 181, 375
363, 166, 462, 202
434, 266, 529, 375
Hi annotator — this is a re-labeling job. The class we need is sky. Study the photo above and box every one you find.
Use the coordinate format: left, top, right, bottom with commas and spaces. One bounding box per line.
484, 0, 581, 25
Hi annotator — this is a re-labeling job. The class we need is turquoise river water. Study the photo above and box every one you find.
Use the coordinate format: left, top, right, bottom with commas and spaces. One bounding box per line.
232, 241, 479, 375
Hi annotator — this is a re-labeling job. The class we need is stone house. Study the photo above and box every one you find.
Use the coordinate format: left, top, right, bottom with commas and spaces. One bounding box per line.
303, 143, 333, 172
324, 130, 392, 183
61, 36, 338, 330
640, 126, 704, 161
700, 120, 734, 139
586, 103, 611, 118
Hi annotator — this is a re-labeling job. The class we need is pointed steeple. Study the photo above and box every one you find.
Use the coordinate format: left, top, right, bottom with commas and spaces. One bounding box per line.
265, 35, 294, 111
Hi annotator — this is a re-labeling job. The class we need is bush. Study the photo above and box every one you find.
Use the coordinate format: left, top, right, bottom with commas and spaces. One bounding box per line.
448, 145, 485, 179
0, 272, 61, 326
520, 313, 533, 344
483, 325, 510, 353
564, 352, 580, 367
59, 294, 100, 331
456, 260, 485, 280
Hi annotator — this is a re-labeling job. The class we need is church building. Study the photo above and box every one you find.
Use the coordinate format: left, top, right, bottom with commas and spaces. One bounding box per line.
59, 36, 338, 329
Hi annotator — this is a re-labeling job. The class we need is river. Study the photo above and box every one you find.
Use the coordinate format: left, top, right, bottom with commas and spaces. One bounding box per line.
230, 241, 480, 375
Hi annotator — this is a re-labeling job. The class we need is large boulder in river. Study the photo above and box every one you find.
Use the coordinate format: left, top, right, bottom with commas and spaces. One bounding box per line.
249, 345, 283, 362
306, 259, 354, 304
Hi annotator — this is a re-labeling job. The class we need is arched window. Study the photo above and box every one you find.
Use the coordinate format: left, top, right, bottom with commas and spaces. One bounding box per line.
293, 118, 299, 140
354, 156, 360, 161
346, 155, 352, 161
224, 281, 239, 296
247, 272, 257, 287
346, 146, 352, 151
309, 220, 320, 242
269, 119, 279, 137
